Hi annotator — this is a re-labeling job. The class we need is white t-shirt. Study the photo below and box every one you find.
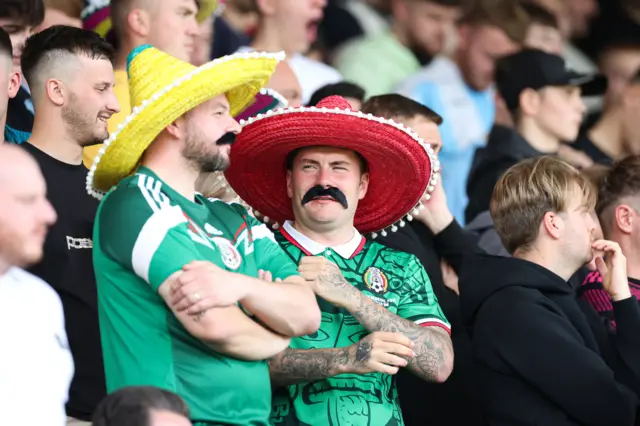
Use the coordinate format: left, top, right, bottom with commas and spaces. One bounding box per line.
236, 46, 342, 104
0, 267, 74, 426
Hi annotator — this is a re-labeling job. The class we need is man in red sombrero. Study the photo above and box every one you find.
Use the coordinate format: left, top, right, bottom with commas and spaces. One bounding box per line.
222, 95, 454, 425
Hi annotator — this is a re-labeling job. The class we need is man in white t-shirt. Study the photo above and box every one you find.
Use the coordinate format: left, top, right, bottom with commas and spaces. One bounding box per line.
0, 144, 73, 426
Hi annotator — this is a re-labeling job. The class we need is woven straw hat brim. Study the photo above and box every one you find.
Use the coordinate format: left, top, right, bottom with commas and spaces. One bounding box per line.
90, 53, 282, 195
225, 110, 435, 234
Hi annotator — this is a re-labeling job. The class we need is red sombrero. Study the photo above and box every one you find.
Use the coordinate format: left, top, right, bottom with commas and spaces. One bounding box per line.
224, 96, 440, 236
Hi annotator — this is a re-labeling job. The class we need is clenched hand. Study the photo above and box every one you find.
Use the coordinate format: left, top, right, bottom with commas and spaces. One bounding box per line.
298, 256, 356, 308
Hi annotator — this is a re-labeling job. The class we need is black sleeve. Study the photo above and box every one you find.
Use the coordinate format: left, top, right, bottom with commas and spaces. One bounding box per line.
430, 220, 484, 273
410, 220, 483, 274
466, 159, 515, 224
486, 296, 638, 426
611, 297, 640, 394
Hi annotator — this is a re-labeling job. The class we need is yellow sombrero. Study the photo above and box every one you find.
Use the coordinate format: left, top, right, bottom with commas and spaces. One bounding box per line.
82, 0, 220, 38
86, 44, 284, 199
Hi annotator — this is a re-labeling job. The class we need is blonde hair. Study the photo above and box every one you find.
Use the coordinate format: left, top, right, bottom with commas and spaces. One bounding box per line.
490, 156, 596, 254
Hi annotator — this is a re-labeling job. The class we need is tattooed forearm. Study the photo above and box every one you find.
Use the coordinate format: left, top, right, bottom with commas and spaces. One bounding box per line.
347, 290, 453, 383
268, 346, 353, 387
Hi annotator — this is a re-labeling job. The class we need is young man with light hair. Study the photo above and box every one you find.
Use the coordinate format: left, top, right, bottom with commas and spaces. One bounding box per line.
460, 156, 640, 425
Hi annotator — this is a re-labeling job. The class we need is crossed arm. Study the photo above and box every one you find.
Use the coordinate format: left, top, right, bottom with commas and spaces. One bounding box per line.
159, 271, 293, 361
347, 289, 453, 382
269, 263, 454, 385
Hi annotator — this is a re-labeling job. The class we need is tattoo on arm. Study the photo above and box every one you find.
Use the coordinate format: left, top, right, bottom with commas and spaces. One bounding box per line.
355, 340, 372, 362
338, 276, 453, 382
268, 347, 351, 387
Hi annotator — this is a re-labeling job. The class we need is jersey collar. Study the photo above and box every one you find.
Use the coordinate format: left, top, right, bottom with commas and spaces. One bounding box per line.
281, 221, 366, 259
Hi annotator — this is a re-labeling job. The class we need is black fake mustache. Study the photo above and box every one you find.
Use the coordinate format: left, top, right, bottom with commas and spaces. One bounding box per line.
216, 132, 236, 146
301, 185, 348, 209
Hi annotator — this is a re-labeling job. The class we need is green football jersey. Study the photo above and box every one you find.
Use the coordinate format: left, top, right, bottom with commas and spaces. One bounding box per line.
93, 167, 299, 426
270, 222, 450, 426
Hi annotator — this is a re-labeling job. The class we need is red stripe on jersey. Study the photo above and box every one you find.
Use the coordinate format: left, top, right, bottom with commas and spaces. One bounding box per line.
233, 222, 247, 241
279, 227, 313, 256
349, 236, 367, 259
419, 321, 451, 335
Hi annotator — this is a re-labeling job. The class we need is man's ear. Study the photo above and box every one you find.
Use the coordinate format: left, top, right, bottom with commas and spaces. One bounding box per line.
519, 88, 541, 116
542, 211, 563, 240
8, 70, 20, 98
45, 78, 66, 107
127, 8, 151, 37
358, 172, 370, 200
165, 115, 186, 140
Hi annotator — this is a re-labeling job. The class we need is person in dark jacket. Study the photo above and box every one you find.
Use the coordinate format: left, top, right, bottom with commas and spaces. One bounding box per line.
466, 48, 606, 224
460, 156, 640, 426
362, 93, 484, 426
581, 156, 640, 326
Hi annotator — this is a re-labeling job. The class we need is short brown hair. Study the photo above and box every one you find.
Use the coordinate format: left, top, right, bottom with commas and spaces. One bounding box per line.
460, 0, 530, 44
44, 0, 83, 18
361, 94, 443, 125
520, 2, 558, 29
231, 0, 259, 14
596, 155, 640, 231
491, 156, 596, 254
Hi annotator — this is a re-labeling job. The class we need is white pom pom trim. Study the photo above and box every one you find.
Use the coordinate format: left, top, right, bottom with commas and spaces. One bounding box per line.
81, 0, 110, 19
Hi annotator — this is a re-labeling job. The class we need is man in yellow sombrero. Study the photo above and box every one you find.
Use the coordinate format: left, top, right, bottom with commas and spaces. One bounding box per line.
86, 45, 321, 426
195, 95, 453, 425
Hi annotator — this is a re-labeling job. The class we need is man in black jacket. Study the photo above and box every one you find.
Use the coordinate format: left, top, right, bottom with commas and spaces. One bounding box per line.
460, 156, 640, 426
362, 93, 483, 426
466, 48, 605, 224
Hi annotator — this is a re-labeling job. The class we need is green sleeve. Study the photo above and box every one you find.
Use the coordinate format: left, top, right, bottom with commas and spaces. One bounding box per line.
98, 180, 207, 291
397, 255, 451, 333
230, 203, 299, 281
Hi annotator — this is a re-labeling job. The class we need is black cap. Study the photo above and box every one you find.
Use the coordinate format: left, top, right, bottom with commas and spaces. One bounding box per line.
496, 49, 607, 110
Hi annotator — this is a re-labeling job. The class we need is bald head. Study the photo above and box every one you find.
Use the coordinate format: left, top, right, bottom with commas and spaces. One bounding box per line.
110, 0, 158, 41
0, 144, 41, 186
266, 60, 302, 106
0, 144, 57, 270
110, 0, 200, 62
